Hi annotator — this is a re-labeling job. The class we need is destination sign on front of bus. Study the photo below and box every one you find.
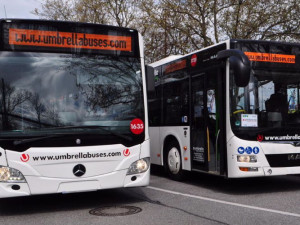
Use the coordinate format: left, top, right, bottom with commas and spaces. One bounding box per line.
235, 41, 300, 71
9, 28, 132, 51
244, 52, 296, 64
1, 20, 138, 56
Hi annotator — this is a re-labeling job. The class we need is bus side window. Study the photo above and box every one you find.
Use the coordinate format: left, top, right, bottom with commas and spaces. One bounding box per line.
162, 70, 189, 125
163, 80, 188, 125
207, 90, 216, 114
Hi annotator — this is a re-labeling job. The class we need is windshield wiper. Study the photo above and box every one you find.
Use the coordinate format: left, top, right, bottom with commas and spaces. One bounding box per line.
13, 134, 70, 146
0, 111, 57, 128
10, 126, 133, 146
254, 127, 281, 134
46, 125, 133, 142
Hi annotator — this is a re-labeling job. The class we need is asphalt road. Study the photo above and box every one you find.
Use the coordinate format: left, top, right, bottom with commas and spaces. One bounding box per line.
0, 166, 299, 225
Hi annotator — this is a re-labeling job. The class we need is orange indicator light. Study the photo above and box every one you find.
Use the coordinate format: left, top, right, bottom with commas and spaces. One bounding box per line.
239, 167, 249, 172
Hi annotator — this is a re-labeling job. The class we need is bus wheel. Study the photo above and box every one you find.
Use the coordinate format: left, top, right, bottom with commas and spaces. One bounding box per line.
164, 143, 184, 181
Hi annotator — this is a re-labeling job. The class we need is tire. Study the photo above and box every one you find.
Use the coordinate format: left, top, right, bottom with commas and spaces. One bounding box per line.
164, 142, 184, 181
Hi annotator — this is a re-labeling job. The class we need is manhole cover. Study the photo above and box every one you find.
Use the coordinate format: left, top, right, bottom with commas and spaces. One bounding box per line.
89, 206, 142, 216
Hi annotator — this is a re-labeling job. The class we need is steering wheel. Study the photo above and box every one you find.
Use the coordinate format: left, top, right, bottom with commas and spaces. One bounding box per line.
233, 105, 245, 115
233, 109, 246, 115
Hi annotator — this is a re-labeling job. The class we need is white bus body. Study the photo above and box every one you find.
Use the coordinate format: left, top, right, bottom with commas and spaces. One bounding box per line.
0, 19, 150, 198
147, 39, 300, 179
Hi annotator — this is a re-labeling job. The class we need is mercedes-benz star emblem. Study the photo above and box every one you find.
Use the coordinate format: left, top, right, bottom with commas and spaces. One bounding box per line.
73, 164, 86, 177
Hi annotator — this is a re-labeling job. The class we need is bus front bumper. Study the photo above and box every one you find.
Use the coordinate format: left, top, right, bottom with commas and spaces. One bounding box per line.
0, 168, 150, 198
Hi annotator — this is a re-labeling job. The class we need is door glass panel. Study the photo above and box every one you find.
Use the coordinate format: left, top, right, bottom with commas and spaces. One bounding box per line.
191, 75, 206, 169
207, 73, 219, 172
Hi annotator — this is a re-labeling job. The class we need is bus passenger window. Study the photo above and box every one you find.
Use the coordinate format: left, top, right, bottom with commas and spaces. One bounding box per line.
207, 90, 216, 113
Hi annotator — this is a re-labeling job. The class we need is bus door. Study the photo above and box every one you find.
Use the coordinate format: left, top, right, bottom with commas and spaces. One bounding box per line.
191, 68, 225, 174
191, 74, 207, 171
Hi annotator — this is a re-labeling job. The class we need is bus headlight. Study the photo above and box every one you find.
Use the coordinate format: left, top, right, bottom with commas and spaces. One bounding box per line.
0, 166, 26, 183
127, 157, 150, 175
237, 155, 257, 163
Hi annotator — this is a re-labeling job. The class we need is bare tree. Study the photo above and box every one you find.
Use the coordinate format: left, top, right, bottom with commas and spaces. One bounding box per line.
0, 79, 32, 129
33, 0, 76, 20
30, 93, 46, 127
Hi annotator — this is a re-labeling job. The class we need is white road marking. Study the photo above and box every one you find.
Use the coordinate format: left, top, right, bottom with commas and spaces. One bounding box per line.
147, 186, 300, 218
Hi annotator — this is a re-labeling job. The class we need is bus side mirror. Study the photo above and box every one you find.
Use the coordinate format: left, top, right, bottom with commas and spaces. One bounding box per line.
145, 65, 155, 94
217, 49, 251, 87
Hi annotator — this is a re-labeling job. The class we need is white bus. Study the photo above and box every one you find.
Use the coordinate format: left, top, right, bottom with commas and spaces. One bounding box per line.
0, 19, 150, 198
146, 39, 300, 180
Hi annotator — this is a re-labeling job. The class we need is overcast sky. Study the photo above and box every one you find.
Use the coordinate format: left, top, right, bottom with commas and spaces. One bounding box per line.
0, 0, 42, 19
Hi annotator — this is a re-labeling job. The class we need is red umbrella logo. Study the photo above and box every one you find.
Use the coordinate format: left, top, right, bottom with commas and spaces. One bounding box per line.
257, 134, 264, 142
20, 154, 30, 162
123, 149, 130, 157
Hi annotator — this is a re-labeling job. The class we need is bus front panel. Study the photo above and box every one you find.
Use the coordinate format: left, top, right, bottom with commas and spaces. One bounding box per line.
227, 40, 300, 177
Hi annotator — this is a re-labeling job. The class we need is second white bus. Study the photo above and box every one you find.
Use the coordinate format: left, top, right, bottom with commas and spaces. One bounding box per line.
146, 39, 300, 180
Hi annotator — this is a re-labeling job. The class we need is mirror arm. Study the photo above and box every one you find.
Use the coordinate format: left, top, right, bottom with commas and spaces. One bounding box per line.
145, 65, 155, 94
217, 49, 251, 87
217, 49, 250, 67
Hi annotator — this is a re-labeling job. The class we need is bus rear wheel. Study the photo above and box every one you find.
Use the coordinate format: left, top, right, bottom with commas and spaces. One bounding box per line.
164, 143, 184, 181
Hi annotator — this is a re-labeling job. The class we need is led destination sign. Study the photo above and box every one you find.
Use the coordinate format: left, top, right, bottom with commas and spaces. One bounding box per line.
164, 59, 187, 74
9, 28, 132, 52
244, 52, 296, 64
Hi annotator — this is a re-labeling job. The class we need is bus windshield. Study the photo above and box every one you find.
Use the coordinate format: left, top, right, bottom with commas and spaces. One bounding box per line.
0, 52, 144, 142
230, 69, 300, 140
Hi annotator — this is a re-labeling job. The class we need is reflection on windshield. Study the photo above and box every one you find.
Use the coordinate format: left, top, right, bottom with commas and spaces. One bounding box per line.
0, 52, 143, 136
230, 70, 300, 134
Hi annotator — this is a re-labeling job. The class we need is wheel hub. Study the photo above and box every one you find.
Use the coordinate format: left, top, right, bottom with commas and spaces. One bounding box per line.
168, 147, 181, 174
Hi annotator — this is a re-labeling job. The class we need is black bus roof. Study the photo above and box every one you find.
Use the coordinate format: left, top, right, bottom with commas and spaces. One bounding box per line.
150, 39, 300, 68
231, 39, 300, 47
0, 18, 139, 33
